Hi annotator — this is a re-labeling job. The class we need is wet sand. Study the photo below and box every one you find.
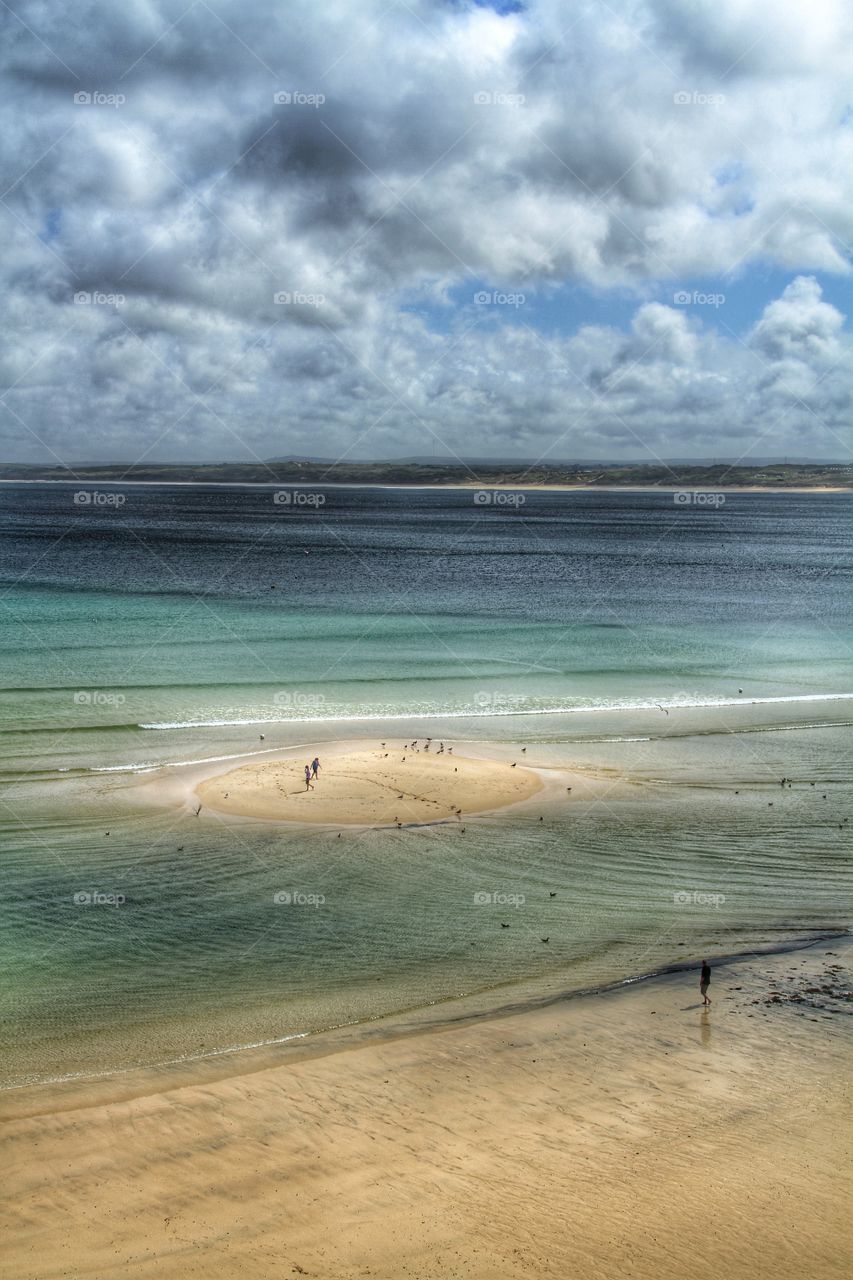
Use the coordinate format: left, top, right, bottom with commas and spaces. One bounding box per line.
194, 743, 549, 825
2, 939, 850, 1279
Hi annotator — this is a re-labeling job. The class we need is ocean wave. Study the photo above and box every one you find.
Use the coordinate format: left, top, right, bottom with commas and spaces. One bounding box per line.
138, 691, 853, 731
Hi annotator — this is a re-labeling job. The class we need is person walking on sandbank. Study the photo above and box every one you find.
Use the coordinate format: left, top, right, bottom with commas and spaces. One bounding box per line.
700, 958, 712, 1005
311, 756, 320, 781
304, 764, 314, 791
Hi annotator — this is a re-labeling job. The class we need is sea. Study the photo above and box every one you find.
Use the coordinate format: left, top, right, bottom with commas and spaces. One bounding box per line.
1, 482, 850, 1088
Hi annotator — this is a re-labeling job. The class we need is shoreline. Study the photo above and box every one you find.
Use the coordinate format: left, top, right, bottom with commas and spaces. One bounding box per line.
3, 929, 847, 1115
4, 936, 851, 1279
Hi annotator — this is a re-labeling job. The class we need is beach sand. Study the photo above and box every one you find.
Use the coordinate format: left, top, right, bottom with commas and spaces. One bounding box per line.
195, 744, 546, 825
2, 939, 850, 1280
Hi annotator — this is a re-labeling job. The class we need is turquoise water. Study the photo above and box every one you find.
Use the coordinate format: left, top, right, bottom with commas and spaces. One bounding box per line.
0, 485, 850, 1086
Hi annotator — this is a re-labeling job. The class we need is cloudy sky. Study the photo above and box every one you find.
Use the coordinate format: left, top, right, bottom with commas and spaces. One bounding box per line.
1, 0, 851, 465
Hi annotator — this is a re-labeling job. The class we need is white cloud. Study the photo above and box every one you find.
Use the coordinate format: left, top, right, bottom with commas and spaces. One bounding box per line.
0, 0, 850, 461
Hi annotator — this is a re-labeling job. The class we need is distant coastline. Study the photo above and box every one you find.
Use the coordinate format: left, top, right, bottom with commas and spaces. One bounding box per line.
1, 460, 851, 490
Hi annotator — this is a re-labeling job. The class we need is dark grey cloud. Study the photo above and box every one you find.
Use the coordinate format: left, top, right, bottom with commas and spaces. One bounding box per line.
0, 0, 850, 464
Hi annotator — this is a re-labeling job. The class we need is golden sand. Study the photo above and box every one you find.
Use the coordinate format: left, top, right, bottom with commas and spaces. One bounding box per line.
196, 744, 545, 825
2, 941, 851, 1280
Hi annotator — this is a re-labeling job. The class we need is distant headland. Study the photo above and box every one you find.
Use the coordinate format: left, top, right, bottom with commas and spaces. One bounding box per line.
1, 461, 850, 490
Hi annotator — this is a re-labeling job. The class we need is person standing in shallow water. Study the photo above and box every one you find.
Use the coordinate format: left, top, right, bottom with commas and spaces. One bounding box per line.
700, 958, 712, 1005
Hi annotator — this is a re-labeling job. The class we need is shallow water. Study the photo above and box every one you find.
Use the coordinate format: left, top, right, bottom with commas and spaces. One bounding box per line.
0, 484, 850, 1086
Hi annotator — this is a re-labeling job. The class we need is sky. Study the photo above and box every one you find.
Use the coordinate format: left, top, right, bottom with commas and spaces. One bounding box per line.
1, 0, 851, 466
